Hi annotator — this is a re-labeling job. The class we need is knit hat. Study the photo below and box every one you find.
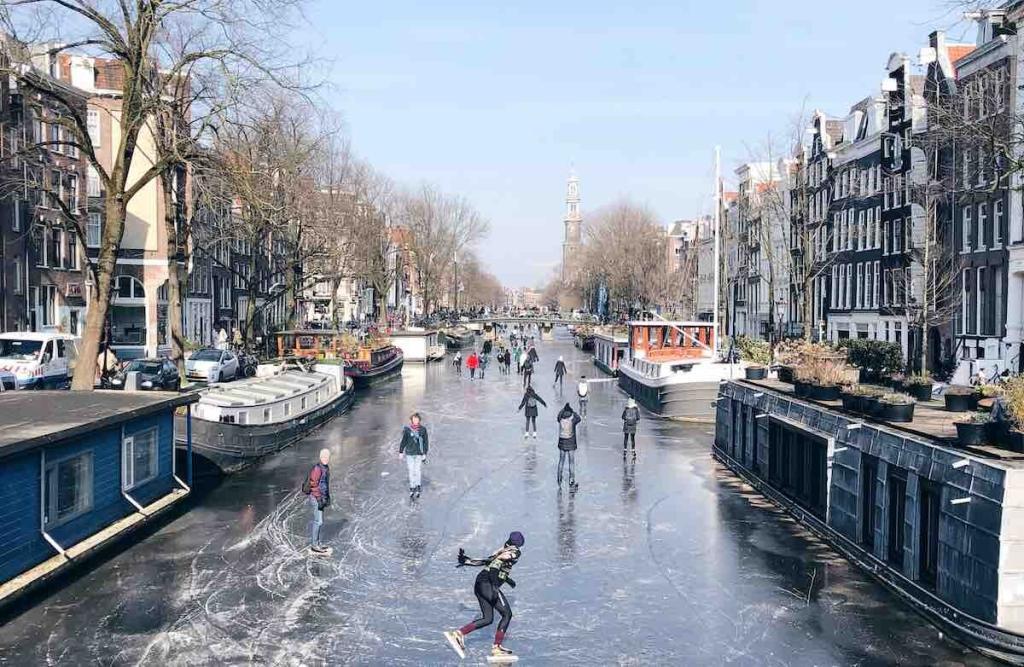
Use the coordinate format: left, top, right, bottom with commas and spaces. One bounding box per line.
627, 398, 636, 408
507, 531, 525, 547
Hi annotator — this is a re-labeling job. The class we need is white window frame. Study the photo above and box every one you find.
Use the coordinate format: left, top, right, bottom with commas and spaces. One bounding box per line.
978, 202, 988, 250
87, 212, 102, 248
123, 427, 159, 491
994, 199, 1004, 247
962, 205, 972, 252
87, 109, 101, 147
44, 451, 94, 528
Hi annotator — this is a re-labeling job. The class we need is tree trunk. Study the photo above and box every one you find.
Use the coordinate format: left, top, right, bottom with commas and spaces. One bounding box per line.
161, 172, 185, 376
802, 274, 814, 343
72, 195, 127, 390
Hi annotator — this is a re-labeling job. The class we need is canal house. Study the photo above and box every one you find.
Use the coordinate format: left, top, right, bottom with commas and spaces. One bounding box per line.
0, 391, 197, 607
714, 379, 1024, 660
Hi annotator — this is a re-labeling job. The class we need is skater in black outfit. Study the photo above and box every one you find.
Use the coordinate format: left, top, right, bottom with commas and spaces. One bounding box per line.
621, 398, 640, 458
517, 385, 547, 438
556, 403, 581, 489
552, 356, 567, 391
445, 532, 525, 661
527, 345, 538, 365
521, 357, 534, 388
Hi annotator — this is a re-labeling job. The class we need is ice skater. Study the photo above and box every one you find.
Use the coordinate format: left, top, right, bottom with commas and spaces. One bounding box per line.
302, 448, 331, 554
453, 351, 463, 376
576, 375, 590, 418
479, 352, 489, 379
517, 385, 547, 438
552, 356, 567, 392
556, 403, 581, 490
621, 398, 640, 458
467, 351, 479, 380
521, 356, 534, 388
398, 412, 429, 499
444, 531, 525, 662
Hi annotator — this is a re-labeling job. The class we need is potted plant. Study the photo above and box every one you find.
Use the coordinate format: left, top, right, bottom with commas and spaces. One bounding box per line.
740, 337, 772, 380
1000, 377, 1024, 453
878, 393, 916, 422
955, 412, 990, 446
889, 373, 906, 393
944, 385, 979, 412
904, 374, 934, 402
840, 385, 862, 413
858, 386, 886, 418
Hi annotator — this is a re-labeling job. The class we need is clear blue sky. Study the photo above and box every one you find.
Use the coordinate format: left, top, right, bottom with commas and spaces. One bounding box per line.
305, 0, 969, 288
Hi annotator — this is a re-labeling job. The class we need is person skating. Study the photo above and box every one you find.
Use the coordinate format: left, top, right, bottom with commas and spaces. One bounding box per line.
467, 351, 480, 380
303, 448, 331, 554
444, 531, 525, 662
454, 351, 463, 376
521, 356, 534, 389
552, 356, 567, 392
556, 404, 582, 490
527, 345, 538, 365
517, 385, 547, 438
398, 412, 429, 499
479, 352, 489, 379
622, 398, 640, 458
503, 349, 512, 375
576, 375, 590, 418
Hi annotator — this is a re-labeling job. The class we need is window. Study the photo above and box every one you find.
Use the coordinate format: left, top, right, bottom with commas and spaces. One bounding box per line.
883, 268, 890, 306
13, 255, 23, 294
123, 428, 158, 490
12, 198, 21, 232
87, 165, 101, 197
962, 206, 972, 252
49, 122, 61, 153
978, 266, 987, 335
894, 220, 903, 253
978, 203, 988, 249
50, 170, 61, 208
87, 213, 102, 248
856, 264, 863, 308
38, 226, 49, 267
873, 261, 880, 308
67, 175, 78, 212
846, 263, 853, 309
44, 452, 94, 527
883, 220, 890, 255
284, 402, 292, 417
964, 148, 973, 188
68, 233, 79, 271
995, 200, 1004, 247
263, 407, 271, 422
301, 396, 308, 410
87, 109, 101, 147
51, 228, 64, 269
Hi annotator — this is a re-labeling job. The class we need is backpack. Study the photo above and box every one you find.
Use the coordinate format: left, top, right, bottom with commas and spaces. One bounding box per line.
527, 395, 537, 408
577, 382, 589, 397
301, 466, 315, 494
559, 416, 574, 439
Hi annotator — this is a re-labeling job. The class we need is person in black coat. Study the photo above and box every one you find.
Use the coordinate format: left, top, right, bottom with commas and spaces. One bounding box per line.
517, 386, 547, 438
621, 398, 640, 458
552, 356, 567, 391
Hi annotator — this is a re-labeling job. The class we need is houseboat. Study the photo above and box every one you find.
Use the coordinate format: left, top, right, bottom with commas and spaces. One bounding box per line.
593, 330, 628, 376
573, 327, 595, 351
441, 326, 475, 351
390, 328, 445, 363
617, 320, 742, 419
176, 360, 354, 473
0, 391, 197, 607
273, 329, 404, 388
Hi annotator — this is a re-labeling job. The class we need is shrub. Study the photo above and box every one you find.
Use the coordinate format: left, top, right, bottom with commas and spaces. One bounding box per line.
735, 336, 772, 365
795, 344, 848, 386
1002, 377, 1024, 429
906, 374, 933, 386
843, 339, 904, 375
978, 384, 1004, 398
881, 393, 915, 405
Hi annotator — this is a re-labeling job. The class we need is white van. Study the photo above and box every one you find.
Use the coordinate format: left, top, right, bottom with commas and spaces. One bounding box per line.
0, 332, 80, 389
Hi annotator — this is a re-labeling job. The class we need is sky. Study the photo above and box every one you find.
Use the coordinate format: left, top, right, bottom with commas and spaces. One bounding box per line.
303, 0, 972, 289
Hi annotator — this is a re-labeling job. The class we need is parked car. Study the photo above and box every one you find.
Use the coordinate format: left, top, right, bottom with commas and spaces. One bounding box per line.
185, 348, 239, 383
0, 332, 80, 389
110, 358, 181, 391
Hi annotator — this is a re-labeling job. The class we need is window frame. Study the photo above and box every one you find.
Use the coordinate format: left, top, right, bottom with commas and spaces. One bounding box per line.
44, 450, 94, 528
123, 427, 159, 491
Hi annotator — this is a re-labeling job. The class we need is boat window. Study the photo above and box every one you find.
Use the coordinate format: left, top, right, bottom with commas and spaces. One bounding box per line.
44, 451, 94, 527
219, 414, 236, 424
263, 407, 271, 422
301, 396, 308, 410
670, 363, 694, 373
315, 390, 321, 403
237, 411, 248, 425
284, 402, 292, 417
123, 428, 159, 490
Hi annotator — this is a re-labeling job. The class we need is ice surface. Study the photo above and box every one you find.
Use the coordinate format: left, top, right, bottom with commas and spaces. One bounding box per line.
0, 334, 997, 665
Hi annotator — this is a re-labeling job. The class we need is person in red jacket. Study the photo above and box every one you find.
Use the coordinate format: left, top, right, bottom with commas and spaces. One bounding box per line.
467, 351, 480, 380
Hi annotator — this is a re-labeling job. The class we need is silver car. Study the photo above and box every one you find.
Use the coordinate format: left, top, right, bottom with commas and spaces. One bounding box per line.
185, 348, 239, 383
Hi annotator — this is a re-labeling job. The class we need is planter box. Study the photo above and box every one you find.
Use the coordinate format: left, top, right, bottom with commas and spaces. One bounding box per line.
907, 383, 933, 402
879, 401, 915, 423
793, 380, 810, 398
945, 393, 976, 412
840, 393, 861, 413
777, 366, 794, 384
807, 384, 841, 401
863, 396, 882, 418
745, 366, 767, 381
956, 421, 990, 446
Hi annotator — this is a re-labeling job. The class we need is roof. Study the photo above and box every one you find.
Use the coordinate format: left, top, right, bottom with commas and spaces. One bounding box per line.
390, 329, 439, 337
199, 370, 332, 407
947, 44, 976, 65
627, 320, 715, 327
0, 391, 198, 459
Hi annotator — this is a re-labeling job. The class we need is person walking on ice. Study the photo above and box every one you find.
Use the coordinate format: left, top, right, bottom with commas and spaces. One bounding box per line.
444, 531, 526, 662
552, 356, 567, 392
453, 351, 463, 376
467, 351, 480, 380
517, 385, 547, 438
621, 398, 640, 459
302, 448, 331, 554
399, 412, 429, 499
556, 403, 582, 490
576, 375, 590, 418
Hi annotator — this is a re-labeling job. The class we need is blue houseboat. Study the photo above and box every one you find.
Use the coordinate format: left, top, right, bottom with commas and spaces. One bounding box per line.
0, 390, 197, 607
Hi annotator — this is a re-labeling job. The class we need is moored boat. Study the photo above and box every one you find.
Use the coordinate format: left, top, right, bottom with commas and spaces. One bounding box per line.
344, 343, 404, 387
441, 326, 475, 350
574, 328, 595, 351
617, 320, 742, 419
593, 329, 628, 376
175, 360, 354, 473
391, 328, 445, 363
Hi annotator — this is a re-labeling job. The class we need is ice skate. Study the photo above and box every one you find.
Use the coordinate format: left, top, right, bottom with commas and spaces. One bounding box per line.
487, 644, 518, 663
444, 630, 466, 659
309, 545, 332, 556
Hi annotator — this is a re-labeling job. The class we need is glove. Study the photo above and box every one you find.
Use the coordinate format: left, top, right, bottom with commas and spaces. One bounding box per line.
457, 548, 468, 567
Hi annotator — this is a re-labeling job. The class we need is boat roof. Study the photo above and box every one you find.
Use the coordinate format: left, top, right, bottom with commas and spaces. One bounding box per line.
391, 329, 438, 337
199, 370, 333, 407
593, 331, 629, 342
0, 391, 197, 459
275, 329, 349, 335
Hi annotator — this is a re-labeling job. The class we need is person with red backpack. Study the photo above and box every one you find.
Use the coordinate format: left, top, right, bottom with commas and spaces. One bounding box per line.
302, 448, 332, 554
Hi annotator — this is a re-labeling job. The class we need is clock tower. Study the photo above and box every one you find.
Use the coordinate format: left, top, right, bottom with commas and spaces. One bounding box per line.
561, 170, 582, 283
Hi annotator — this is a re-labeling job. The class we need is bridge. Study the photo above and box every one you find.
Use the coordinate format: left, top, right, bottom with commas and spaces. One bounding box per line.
463, 316, 597, 326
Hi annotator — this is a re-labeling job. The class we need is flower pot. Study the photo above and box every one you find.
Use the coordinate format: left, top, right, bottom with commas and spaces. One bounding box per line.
955, 421, 990, 446
745, 365, 767, 381
840, 393, 861, 413
907, 383, 934, 402
863, 396, 882, 418
808, 384, 841, 401
793, 380, 810, 398
890, 378, 906, 393
945, 393, 975, 413
880, 401, 915, 423
778, 366, 794, 384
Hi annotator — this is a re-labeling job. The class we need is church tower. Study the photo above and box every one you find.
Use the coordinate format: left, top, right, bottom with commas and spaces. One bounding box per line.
561, 170, 582, 283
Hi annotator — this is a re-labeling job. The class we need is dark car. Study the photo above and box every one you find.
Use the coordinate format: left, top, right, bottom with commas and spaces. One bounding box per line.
111, 358, 181, 391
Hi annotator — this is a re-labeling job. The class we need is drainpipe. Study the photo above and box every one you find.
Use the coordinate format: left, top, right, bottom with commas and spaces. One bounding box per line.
38, 450, 67, 558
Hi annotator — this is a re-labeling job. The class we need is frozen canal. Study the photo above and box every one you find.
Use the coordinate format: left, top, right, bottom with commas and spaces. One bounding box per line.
0, 333, 996, 665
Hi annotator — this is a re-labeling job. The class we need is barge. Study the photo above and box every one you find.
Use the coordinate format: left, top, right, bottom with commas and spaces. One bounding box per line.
441, 326, 475, 351
592, 330, 628, 376
391, 328, 445, 362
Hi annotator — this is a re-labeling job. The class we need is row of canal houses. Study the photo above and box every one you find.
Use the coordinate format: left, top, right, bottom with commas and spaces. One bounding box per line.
723, 6, 1024, 385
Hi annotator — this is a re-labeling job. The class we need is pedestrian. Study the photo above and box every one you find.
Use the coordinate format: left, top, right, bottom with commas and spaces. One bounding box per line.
522, 356, 534, 388
483, 339, 493, 355
217, 326, 229, 351
621, 398, 640, 459
479, 352, 489, 379
502, 349, 512, 375
527, 345, 538, 365
576, 375, 590, 418
454, 351, 463, 376
553, 355, 567, 391
556, 403, 581, 490
514, 346, 523, 375
303, 448, 331, 554
399, 412, 429, 499
518, 385, 547, 438
444, 531, 525, 662
467, 351, 480, 380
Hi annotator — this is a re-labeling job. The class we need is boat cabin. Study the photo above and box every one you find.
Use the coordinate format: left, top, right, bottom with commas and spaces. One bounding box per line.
274, 330, 350, 360
627, 321, 715, 371
593, 331, 628, 375
390, 329, 443, 363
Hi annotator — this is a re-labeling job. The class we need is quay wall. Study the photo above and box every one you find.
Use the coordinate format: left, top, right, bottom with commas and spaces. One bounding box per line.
714, 380, 1024, 649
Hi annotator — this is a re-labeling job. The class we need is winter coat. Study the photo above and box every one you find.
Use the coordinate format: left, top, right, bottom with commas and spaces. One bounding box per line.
309, 462, 330, 505
522, 358, 534, 374
527, 348, 539, 364
467, 354, 479, 369
399, 424, 430, 457
518, 389, 547, 418
622, 406, 640, 434
553, 360, 567, 377
556, 409, 582, 451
